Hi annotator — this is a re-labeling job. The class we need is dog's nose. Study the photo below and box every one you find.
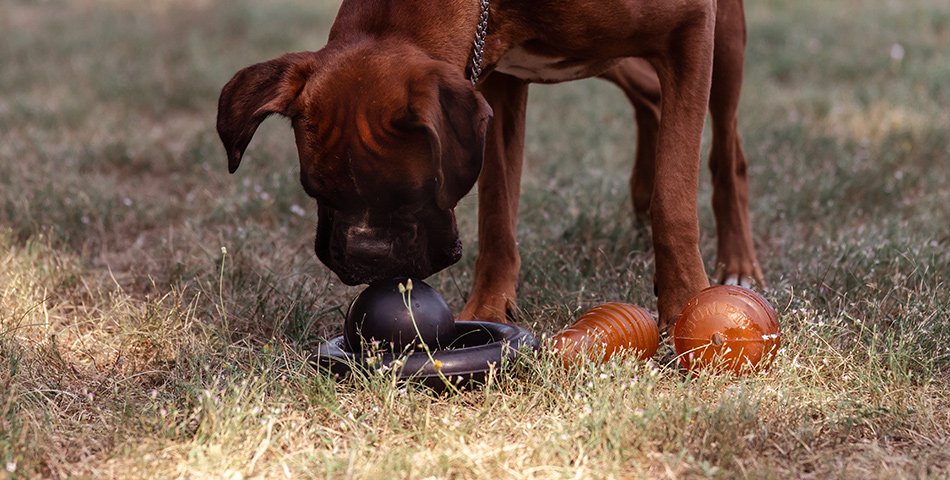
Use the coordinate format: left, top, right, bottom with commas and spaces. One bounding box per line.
344, 225, 392, 260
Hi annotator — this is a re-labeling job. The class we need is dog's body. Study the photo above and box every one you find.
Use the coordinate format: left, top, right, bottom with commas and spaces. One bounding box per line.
217, 0, 762, 332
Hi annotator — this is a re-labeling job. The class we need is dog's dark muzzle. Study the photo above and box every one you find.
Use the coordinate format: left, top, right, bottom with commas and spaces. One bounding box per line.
315, 206, 462, 285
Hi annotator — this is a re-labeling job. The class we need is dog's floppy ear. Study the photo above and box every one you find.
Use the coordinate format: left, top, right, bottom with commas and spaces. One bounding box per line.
217, 53, 315, 173
407, 65, 493, 210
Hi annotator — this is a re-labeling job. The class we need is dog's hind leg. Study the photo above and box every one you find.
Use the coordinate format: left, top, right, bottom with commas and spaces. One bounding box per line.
604, 0, 763, 291
599, 58, 662, 226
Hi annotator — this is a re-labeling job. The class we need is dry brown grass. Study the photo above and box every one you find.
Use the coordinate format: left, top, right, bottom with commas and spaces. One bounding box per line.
1, 0, 949, 478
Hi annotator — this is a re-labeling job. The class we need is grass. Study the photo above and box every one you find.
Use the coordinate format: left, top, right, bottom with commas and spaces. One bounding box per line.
1, 0, 948, 477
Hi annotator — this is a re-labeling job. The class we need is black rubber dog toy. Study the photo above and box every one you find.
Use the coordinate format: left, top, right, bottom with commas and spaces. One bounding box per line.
316, 278, 538, 390
344, 278, 454, 353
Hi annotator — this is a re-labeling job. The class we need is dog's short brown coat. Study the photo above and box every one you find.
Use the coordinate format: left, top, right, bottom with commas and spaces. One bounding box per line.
217, 0, 762, 331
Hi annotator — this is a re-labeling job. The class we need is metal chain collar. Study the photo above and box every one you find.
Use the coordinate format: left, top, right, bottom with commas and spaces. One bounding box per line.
468, 0, 490, 86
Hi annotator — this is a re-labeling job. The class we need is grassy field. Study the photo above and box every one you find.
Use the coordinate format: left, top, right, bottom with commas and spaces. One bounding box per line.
2, 0, 949, 478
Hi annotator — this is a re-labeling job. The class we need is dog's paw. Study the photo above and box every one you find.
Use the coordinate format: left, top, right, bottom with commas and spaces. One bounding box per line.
713, 256, 765, 289
459, 291, 517, 324
656, 275, 709, 336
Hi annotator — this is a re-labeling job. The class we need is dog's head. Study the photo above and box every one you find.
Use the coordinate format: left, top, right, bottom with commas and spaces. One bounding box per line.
217, 44, 492, 285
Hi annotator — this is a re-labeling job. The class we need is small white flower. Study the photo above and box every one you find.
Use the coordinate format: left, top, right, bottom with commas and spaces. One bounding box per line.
220, 246, 228, 255
890, 43, 905, 61
6, 462, 16, 473
290, 204, 307, 217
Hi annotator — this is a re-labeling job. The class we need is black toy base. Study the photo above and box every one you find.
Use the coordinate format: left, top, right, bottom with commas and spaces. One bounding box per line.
314, 321, 538, 390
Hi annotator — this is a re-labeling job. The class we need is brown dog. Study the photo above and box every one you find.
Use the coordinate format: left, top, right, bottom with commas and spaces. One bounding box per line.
217, 0, 762, 332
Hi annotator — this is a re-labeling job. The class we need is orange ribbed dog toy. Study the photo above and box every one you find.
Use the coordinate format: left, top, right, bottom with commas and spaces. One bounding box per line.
674, 285, 781, 374
553, 303, 660, 366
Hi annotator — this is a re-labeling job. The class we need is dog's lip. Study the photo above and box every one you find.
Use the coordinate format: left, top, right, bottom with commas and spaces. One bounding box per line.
329, 254, 434, 286
335, 266, 374, 286
313, 203, 462, 284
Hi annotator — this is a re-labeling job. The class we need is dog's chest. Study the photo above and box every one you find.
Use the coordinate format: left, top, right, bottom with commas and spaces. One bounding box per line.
494, 45, 614, 83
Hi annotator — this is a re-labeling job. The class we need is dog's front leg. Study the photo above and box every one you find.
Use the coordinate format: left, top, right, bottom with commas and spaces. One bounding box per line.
708, 0, 764, 288
460, 73, 530, 323
650, 9, 717, 333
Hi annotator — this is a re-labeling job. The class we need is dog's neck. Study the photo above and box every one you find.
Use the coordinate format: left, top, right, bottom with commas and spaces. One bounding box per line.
327, 0, 517, 86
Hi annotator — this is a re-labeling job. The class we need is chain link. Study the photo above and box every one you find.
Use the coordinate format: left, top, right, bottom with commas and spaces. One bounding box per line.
468, 0, 490, 86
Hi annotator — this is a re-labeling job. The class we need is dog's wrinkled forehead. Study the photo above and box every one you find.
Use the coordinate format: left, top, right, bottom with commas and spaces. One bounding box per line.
293, 49, 439, 211
306, 42, 435, 109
